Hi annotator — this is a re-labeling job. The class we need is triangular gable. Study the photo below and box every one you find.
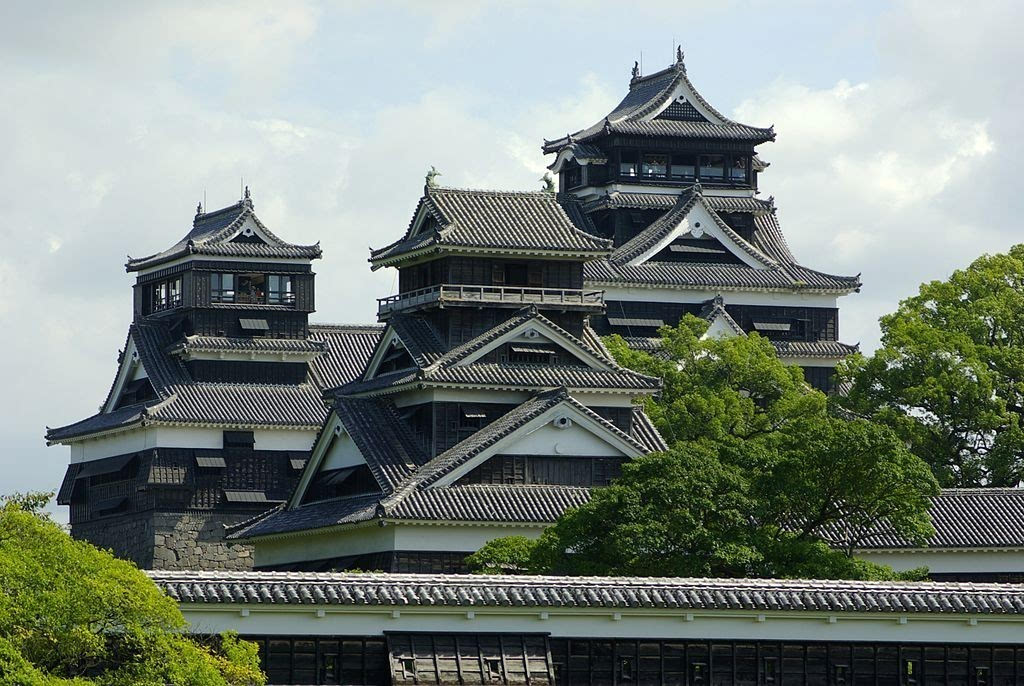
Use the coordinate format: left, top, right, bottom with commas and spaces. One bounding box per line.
429, 399, 645, 488
624, 196, 776, 270
225, 216, 270, 245
362, 327, 418, 381
703, 309, 744, 340
289, 412, 376, 509
452, 315, 615, 372
102, 336, 146, 413
642, 65, 737, 127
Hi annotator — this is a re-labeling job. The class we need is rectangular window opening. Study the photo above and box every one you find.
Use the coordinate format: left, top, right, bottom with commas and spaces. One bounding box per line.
211, 273, 235, 303
619, 150, 638, 177
268, 274, 294, 305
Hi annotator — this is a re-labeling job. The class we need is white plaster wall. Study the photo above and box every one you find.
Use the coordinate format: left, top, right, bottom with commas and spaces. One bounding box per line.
179, 605, 1024, 643
252, 429, 316, 452
703, 316, 741, 340
252, 523, 542, 568
511, 422, 625, 457
859, 549, 1024, 574
253, 524, 396, 568
68, 426, 316, 462
321, 432, 367, 470
390, 524, 543, 552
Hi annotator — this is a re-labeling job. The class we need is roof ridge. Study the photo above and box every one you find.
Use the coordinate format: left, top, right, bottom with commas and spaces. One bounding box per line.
308, 323, 384, 331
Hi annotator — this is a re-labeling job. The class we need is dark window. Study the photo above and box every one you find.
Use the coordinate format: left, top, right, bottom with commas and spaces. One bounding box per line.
731, 155, 750, 182
268, 274, 294, 305
670, 154, 697, 179
641, 153, 668, 178
506, 263, 528, 286
619, 150, 638, 177
303, 464, 382, 503
564, 163, 582, 189
236, 273, 266, 304
211, 273, 235, 303
151, 277, 182, 312
224, 430, 255, 450
699, 154, 726, 180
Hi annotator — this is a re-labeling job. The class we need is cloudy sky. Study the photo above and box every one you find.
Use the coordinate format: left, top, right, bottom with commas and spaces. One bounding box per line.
2, 1, 1021, 514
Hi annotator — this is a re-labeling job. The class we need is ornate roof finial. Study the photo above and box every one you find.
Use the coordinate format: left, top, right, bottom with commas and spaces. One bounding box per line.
631, 60, 640, 81
713, 293, 724, 307
242, 185, 253, 208
244, 185, 251, 200
425, 166, 441, 189
676, 45, 684, 66
540, 173, 555, 194
195, 202, 203, 216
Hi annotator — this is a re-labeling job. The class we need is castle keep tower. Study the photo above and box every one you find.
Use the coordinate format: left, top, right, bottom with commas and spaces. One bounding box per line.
233, 186, 666, 572
46, 192, 379, 569
544, 51, 861, 391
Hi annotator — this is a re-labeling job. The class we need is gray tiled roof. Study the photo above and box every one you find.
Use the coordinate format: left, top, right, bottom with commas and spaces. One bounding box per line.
370, 188, 611, 267
47, 319, 335, 443
586, 259, 860, 293
860, 489, 1024, 550
699, 298, 745, 336
422, 363, 661, 393
610, 191, 700, 265
582, 192, 773, 215
339, 309, 660, 397
172, 335, 327, 356
232, 386, 662, 539
396, 389, 588, 489
386, 484, 592, 523
126, 198, 321, 272
308, 324, 383, 389
543, 62, 774, 154
772, 340, 859, 359
331, 397, 427, 490
386, 315, 447, 367
629, 407, 669, 452
150, 570, 1024, 615
583, 190, 858, 294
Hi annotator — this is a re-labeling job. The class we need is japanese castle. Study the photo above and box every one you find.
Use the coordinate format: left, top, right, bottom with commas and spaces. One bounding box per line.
46, 53, 1024, 684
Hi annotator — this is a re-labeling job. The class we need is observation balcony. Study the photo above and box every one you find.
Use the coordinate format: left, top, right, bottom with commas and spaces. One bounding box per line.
377, 284, 605, 319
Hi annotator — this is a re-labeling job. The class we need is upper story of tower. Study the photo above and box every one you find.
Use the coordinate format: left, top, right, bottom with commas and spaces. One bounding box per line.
370, 185, 612, 340
125, 189, 322, 340
543, 50, 774, 203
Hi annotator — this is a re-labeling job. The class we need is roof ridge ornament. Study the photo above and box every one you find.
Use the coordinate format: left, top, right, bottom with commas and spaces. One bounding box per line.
195, 202, 203, 216
676, 45, 685, 71
242, 185, 253, 209
631, 60, 640, 82
540, 173, 555, 194
425, 166, 441, 190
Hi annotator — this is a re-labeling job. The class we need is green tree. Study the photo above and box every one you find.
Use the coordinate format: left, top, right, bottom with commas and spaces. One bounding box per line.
0, 494, 265, 686
838, 245, 1024, 486
471, 317, 938, 580
603, 315, 824, 445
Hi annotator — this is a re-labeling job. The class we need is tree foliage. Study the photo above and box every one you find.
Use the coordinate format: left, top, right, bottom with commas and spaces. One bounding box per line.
838, 245, 1024, 487
0, 495, 265, 686
470, 316, 937, 580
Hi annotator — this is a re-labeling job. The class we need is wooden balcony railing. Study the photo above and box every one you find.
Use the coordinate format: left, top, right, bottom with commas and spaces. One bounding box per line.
378, 284, 604, 316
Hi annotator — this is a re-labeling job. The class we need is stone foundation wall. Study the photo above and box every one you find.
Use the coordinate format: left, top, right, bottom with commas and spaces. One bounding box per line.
151, 511, 256, 571
72, 510, 258, 571
71, 513, 155, 568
